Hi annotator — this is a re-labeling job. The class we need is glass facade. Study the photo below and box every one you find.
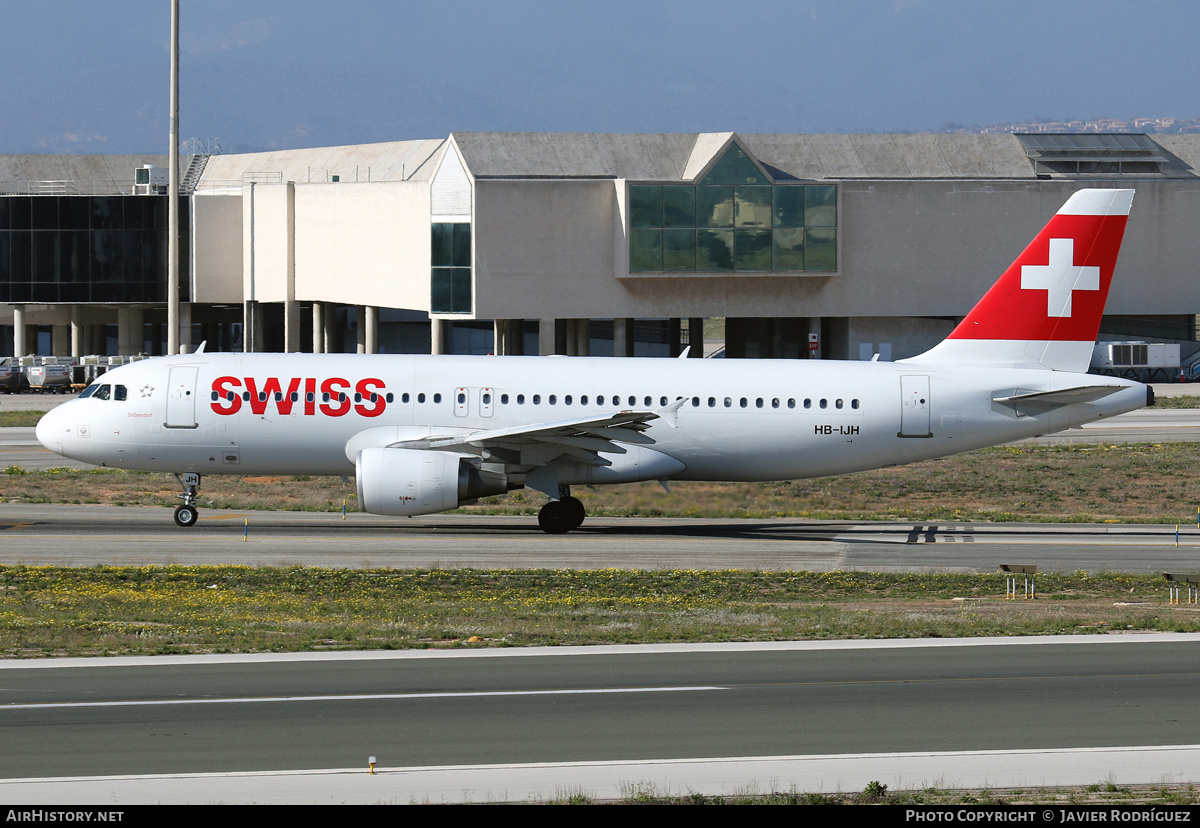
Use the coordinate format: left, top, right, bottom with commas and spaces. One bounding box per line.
431, 222, 471, 314
629, 146, 837, 274
0, 195, 189, 303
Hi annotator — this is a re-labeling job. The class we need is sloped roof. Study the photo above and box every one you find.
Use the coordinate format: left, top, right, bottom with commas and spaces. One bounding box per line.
451, 131, 1044, 181
739, 134, 1038, 179
0, 154, 168, 194
452, 132, 698, 180
198, 139, 446, 188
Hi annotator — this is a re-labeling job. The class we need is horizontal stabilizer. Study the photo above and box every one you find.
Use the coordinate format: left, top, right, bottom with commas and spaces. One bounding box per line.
992, 385, 1120, 416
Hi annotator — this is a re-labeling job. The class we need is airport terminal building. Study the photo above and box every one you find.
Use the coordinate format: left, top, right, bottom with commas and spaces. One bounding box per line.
2, 131, 1199, 362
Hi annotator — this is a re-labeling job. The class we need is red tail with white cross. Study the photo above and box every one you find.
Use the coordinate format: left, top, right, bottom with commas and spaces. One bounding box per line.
906, 189, 1133, 372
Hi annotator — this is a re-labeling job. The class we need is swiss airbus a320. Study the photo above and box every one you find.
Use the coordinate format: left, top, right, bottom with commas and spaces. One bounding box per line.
36, 188, 1149, 533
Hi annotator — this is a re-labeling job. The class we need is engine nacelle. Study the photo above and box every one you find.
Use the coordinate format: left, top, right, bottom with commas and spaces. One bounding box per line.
356, 447, 508, 517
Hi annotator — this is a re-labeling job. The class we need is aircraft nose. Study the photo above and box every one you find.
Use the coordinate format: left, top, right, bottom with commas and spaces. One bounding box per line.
35, 407, 66, 455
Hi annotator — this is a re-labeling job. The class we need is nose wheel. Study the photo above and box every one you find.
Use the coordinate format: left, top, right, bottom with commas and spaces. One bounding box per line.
174, 505, 199, 527
173, 472, 202, 528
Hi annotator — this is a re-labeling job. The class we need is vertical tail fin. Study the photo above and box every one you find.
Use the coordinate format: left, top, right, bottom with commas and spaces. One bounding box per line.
905, 188, 1134, 372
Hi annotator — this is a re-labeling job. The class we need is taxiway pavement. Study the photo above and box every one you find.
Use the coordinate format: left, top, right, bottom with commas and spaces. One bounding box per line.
1, 636, 1198, 803
0, 503, 1196, 572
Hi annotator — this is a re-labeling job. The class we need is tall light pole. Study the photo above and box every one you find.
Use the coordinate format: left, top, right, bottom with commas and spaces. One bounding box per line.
167, 0, 180, 355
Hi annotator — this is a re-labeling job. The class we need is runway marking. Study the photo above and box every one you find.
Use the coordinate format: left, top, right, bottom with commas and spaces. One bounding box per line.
740, 670, 1200, 690
905, 525, 940, 543
0, 685, 727, 711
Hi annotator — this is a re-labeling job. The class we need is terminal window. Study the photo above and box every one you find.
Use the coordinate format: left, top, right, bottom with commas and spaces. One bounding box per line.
0, 195, 189, 303
431, 222, 471, 314
630, 147, 836, 274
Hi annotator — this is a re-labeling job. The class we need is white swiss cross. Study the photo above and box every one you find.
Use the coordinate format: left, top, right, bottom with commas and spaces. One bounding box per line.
1020, 237, 1100, 318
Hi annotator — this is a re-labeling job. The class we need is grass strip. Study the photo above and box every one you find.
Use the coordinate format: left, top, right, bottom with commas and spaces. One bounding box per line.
2, 566, 1197, 659
8, 441, 1200, 523
1145, 394, 1200, 409
0, 411, 47, 427
553, 780, 1200, 805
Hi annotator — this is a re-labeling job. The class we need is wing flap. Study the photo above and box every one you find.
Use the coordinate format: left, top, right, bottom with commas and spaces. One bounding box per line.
402, 410, 663, 469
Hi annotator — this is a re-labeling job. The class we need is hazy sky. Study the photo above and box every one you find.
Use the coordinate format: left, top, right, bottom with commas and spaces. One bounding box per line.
3, 0, 1197, 154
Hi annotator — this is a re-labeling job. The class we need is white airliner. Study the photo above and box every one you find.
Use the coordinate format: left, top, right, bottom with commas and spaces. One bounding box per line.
36, 188, 1149, 533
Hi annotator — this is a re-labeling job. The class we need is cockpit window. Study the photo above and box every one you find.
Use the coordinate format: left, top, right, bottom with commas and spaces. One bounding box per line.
78, 384, 98, 399
92, 385, 111, 401
114, 385, 127, 401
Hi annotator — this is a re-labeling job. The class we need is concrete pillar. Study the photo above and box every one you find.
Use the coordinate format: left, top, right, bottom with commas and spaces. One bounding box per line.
179, 303, 192, 354
493, 319, 507, 355
12, 305, 25, 357
574, 319, 590, 356
688, 317, 704, 358
539, 318, 558, 356
242, 300, 256, 353
118, 307, 144, 355
431, 318, 446, 355
70, 306, 84, 358
509, 319, 525, 355
323, 303, 338, 353
284, 181, 299, 354
562, 320, 576, 356
311, 303, 324, 353
242, 301, 267, 353
284, 299, 300, 353
355, 305, 367, 354
613, 317, 633, 357
364, 306, 378, 354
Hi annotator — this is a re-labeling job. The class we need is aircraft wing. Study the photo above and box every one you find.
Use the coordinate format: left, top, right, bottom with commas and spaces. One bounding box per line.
400, 410, 664, 468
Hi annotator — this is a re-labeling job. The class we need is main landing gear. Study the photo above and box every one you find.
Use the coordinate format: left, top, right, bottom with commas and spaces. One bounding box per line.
537, 485, 585, 534
173, 472, 201, 527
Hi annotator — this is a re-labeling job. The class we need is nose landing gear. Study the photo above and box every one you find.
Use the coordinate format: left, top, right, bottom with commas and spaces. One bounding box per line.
173, 472, 201, 527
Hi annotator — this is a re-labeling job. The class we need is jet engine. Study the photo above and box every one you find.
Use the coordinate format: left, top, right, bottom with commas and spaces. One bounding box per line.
356, 447, 509, 517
